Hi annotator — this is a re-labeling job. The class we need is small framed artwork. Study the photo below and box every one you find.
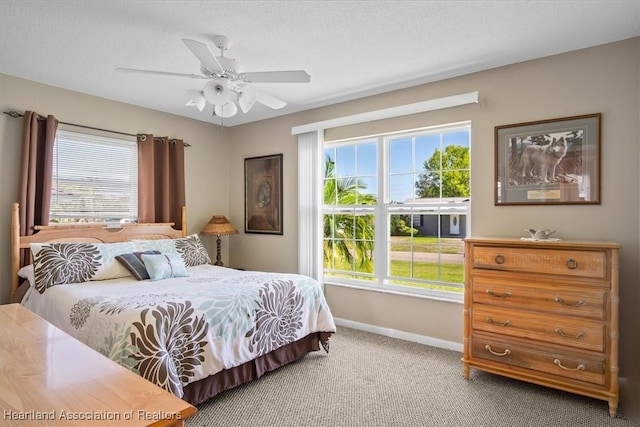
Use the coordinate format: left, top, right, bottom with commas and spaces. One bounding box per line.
495, 113, 601, 205
244, 154, 283, 234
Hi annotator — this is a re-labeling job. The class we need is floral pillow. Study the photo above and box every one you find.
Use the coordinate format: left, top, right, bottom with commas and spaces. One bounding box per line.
30, 241, 137, 294
134, 234, 211, 266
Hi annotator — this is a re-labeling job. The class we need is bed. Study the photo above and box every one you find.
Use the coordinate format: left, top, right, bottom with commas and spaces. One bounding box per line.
10, 203, 336, 406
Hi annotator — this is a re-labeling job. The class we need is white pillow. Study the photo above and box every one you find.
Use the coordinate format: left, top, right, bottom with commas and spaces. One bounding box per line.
18, 264, 35, 288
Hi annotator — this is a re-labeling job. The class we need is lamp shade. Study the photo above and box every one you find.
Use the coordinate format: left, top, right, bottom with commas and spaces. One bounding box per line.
201, 215, 239, 236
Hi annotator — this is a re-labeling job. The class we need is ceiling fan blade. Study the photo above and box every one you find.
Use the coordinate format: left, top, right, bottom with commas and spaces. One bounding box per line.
185, 90, 206, 112
241, 70, 310, 83
255, 92, 287, 109
182, 38, 225, 75
116, 68, 207, 79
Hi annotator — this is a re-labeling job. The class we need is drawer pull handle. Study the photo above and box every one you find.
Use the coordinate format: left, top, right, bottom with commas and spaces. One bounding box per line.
555, 328, 585, 339
486, 289, 512, 298
485, 345, 511, 357
487, 317, 511, 327
554, 297, 585, 307
554, 359, 585, 371
566, 258, 579, 269
494, 254, 505, 264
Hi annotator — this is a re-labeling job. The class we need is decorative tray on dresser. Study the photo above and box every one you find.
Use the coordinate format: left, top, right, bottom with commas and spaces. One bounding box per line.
462, 237, 621, 416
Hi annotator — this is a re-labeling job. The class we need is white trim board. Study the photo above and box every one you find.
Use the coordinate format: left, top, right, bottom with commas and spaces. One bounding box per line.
333, 317, 463, 353
291, 91, 479, 135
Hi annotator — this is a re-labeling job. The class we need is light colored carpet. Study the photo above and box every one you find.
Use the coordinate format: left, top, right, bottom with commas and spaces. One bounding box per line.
186, 327, 637, 427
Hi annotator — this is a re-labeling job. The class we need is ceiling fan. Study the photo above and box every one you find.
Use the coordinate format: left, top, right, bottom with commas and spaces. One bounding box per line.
116, 35, 310, 118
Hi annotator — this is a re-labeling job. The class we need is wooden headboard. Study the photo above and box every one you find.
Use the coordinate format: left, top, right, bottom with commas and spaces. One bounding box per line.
10, 202, 187, 297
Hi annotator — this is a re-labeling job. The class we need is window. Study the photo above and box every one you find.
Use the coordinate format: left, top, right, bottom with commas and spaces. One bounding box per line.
323, 123, 470, 300
50, 130, 138, 224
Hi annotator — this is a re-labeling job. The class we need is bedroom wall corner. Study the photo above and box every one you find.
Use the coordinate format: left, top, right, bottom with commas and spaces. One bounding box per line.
224, 116, 302, 273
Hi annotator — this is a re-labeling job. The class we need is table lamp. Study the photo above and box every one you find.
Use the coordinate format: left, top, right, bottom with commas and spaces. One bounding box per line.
200, 215, 238, 266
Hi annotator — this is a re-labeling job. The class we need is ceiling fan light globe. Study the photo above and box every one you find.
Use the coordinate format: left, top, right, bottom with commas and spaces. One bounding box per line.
186, 89, 206, 112
203, 79, 231, 104
238, 90, 257, 113
194, 97, 206, 112
214, 101, 238, 118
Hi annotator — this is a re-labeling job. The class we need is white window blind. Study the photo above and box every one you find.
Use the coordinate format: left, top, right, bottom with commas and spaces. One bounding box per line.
50, 130, 138, 223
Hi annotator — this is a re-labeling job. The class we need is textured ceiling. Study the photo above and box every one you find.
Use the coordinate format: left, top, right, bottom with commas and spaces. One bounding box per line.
1, 1, 639, 127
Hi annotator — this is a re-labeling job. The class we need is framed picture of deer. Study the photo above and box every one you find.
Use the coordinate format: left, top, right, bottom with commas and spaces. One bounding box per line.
495, 113, 601, 205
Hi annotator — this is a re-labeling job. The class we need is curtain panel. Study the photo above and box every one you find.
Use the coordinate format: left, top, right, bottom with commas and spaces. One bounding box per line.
18, 111, 58, 265
137, 134, 186, 229
297, 130, 324, 282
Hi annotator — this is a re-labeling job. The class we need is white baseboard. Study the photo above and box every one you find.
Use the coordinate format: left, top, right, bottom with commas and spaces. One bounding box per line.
334, 317, 463, 352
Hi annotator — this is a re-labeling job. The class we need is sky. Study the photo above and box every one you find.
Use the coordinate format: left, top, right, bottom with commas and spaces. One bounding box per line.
325, 129, 470, 203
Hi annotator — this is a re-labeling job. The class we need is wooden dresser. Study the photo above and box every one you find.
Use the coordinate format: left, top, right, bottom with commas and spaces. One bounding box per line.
462, 238, 620, 416
0, 304, 197, 426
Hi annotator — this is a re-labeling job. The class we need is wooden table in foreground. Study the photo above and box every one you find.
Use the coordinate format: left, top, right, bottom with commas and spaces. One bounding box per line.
0, 303, 196, 426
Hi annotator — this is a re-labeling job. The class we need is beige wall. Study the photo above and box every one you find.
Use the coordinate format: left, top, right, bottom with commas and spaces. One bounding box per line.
227, 38, 639, 419
0, 74, 232, 304
0, 37, 638, 420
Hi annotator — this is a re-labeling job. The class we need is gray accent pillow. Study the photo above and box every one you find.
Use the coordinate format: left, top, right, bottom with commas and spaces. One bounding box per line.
115, 250, 161, 280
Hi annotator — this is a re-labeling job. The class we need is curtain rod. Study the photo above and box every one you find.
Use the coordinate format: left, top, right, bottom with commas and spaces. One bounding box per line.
3, 110, 191, 147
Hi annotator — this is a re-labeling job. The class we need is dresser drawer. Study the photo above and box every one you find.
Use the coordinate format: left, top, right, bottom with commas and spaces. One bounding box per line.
471, 276, 607, 320
471, 246, 607, 279
472, 306, 605, 352
472, 333, 605, 386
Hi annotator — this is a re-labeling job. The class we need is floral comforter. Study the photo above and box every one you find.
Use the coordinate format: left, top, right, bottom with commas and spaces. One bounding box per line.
21, 265, 336, 398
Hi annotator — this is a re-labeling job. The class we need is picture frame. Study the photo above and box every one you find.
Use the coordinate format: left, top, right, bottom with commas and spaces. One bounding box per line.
495, 113, 601, 205
244, 154, 283, 234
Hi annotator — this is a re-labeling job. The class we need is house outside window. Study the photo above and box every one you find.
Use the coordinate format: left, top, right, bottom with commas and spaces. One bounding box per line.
323, 123, 470, 300
50, 130, 138, 224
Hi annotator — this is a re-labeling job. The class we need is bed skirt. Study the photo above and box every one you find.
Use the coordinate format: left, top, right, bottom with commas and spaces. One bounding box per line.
182, 331, 333, 406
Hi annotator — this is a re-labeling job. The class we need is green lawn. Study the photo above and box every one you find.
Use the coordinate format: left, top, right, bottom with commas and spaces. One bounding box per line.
325, 259, 464, 293
389, 260, 463, 284
390, 236, 463, 254
325, 237, 464, 292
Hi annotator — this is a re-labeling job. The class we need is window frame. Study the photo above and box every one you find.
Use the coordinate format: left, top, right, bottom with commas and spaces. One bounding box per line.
323, 122, 471, 302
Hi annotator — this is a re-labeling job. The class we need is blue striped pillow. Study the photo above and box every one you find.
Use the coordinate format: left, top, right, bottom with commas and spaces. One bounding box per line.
115, 250, 161, 280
